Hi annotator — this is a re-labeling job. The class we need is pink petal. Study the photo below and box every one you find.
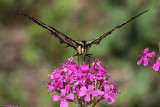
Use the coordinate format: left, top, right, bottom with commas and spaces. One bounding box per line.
79, 86, 87, 97
80, 64, 89, 71
147, 51, 155, 57
144, 48, 149, 54
53, 95, 61, 101
90, 63, 95, 70
104, 93, 109, 99
84, 94, 90, 102
104, 92, 116, 104
61, 89, 67, 96
91, 89, 104, 96
109, 93, 116, 98
48, 74, 54, 80
143, 56, 148, 66
137, 58, 143, 65
152, 62, 160, 71
117, 90, 122, 94
65, 93, 74, 100
89, 76, 94, 82
104, 84, 110, 92
106, 80, 112, 84
104, 92, 116, 99
76, 87, 80, 93
88, 85, 95, 91
108, 97, 115, 104
59, 81, 63, 88
65, 85, 71, 92
48, 85, 55, 92
60, 99, 69, 107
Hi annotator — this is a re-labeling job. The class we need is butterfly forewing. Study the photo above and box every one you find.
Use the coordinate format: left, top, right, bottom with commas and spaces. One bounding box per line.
18, 11, 79, 50
87, 10, 148, 45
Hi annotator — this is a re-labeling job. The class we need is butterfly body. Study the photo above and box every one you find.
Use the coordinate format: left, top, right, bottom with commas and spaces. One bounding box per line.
76, 41, 91, 56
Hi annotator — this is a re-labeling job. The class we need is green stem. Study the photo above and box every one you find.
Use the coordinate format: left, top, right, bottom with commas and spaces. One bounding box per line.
81, 101, 86, 107
92, 103, 97, 107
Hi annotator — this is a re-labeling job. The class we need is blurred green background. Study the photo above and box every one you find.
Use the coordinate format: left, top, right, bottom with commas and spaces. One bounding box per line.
0, 0, 160, 107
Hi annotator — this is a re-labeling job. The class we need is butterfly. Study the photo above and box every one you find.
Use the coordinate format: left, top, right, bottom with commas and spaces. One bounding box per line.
18, 10, 148, 58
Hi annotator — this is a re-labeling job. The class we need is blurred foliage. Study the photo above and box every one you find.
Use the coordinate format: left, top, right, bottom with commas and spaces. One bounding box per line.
0, 0, 160, 107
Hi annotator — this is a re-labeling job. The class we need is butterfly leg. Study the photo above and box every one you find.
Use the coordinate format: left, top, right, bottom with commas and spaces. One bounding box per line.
85, 54, 93, 67
86, 54, 98, 68
78, 55, 79, 64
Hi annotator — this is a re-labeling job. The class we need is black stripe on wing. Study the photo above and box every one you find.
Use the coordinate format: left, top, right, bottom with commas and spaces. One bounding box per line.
88, 10, 149, 45
18, 10, 79, 50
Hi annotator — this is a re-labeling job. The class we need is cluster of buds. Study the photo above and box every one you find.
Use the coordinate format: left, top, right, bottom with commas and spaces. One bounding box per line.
137, 42, 160, 71
47, 57, 121, 107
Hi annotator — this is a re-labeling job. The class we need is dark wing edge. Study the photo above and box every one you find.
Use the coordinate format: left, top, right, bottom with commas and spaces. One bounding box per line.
87, 9, 149, 45
18, 10, 78, 50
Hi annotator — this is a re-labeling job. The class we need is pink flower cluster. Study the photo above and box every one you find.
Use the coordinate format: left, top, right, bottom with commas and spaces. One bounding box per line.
137, 41, 160, 71
47, 57, 121, 107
